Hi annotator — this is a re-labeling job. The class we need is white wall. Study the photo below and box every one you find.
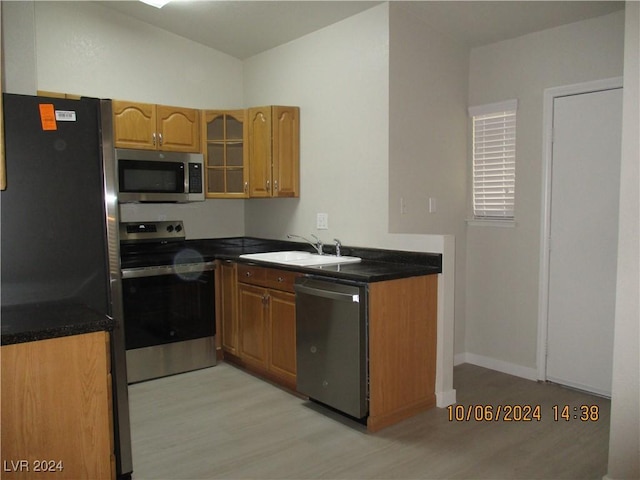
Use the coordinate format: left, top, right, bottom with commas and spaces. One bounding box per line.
388, 3, 468, 356
1, 1, 37, 95
388, 4, 468, 237
465, 11, 625, 375
606, 3, 640, 478
243, 3, 390, 247
242, 4, 457, 405
33, 2, 242, 108
1, 1, 246, 239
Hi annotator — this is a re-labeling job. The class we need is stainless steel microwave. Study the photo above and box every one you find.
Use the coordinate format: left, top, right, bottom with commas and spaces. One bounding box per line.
115, 149, 205, 203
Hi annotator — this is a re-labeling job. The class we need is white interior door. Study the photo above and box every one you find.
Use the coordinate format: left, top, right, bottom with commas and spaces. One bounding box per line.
546, 88, 622, 397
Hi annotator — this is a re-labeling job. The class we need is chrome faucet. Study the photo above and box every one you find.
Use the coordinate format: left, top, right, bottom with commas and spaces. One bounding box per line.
334, 238, 342, 257
287, 234, 324, 255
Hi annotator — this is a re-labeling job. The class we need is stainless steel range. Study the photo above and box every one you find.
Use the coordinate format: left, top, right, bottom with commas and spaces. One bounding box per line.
119, 221, 216, 383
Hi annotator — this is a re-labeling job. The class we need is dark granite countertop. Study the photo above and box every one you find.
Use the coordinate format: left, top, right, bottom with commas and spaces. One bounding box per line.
1, 237, 440, 345
1, 301, 115, 346
188, 237, 442, 282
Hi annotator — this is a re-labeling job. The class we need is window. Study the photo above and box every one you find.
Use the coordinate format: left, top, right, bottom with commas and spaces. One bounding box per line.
469, 99, 518, 220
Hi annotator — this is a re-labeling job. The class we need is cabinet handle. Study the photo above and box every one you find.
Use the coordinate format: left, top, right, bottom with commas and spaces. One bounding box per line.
245, 271, 252, 277
152, 132, 157, 146
266, 180, 270, 192
159, 133, 163, 146
274, 180, 279, 192
244, 182, 248, 193
277, 276, 284, 283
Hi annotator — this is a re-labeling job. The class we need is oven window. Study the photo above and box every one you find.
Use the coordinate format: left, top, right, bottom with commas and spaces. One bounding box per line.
119, 160, 184, 193
122, 270, 215, 350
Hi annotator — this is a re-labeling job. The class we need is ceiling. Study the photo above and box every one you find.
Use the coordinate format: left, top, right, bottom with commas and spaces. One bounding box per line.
97, 1, 625, 60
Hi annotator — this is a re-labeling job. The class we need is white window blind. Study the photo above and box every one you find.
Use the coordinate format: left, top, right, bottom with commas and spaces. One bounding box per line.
469, 100, 518, 220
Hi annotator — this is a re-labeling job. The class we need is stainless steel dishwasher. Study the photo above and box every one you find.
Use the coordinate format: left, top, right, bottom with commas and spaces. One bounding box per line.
295, 276, 368, 419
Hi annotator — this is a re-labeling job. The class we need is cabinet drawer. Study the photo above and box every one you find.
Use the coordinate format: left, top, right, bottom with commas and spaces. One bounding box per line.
264, 268, 299, 293
237, 263, 300, 292
237, 264, 267, 285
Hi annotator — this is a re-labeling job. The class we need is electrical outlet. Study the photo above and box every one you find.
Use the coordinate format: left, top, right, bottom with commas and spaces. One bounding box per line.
317, 213, 329, 230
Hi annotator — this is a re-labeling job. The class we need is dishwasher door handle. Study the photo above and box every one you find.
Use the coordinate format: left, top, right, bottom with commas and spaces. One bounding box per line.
295, 284, 360, 303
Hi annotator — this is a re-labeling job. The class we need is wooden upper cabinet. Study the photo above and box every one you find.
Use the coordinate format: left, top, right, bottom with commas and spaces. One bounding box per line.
202, 110, 248, 198
247, 106, 299, 198
247, 107, 272, 198
113, 100, 200, 153
272, 106, 300, 198
157, 105, 200, 152
112, 101, 157, 150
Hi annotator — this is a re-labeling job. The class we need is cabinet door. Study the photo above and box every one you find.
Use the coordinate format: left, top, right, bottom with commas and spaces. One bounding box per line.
268, 290, 297, 386
1, 332, 113, 479
220, 261, 239, 355
238, 283, 268, 370
157, 105, 200, 153
272, 106, 300, 198
247, 106, 273, 197
113, 100, 157, 150
203, 110, 248, 197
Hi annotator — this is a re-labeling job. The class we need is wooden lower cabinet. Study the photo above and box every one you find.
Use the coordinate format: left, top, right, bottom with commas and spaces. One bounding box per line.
218, 260, 239, 357
266, 290, 297, 384
1, 331, 114, 479
367, 274, 438, 432
230, 264, 299, 390
238, 283, 269, 370
217, 260, 439, 431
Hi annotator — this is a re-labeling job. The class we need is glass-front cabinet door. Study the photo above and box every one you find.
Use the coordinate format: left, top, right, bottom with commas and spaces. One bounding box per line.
202, 110, 248, 197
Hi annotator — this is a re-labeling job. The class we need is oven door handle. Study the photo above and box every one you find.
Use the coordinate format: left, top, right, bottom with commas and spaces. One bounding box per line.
121, 262, 216, 279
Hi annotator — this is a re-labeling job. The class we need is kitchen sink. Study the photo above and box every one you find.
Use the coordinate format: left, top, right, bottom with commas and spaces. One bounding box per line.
239, 250, 361, 267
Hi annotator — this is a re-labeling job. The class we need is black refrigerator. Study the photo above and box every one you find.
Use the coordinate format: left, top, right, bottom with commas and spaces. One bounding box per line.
1, 93, 133, 478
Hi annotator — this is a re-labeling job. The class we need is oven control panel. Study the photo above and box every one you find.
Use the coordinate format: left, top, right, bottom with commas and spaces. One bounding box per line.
120, 221, 185, 243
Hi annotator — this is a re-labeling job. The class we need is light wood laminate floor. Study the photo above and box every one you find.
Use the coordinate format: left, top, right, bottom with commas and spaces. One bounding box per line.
129, 362, 610, 479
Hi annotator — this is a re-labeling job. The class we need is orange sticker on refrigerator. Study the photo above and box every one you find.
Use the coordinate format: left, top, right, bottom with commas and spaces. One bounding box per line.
39, 104, 57, 131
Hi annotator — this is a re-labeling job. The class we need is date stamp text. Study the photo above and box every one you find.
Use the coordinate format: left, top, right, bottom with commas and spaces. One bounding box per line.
447, 404, 600, 422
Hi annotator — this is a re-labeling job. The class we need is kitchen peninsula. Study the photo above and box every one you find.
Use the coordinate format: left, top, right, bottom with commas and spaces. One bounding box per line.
196, 236, 442, 431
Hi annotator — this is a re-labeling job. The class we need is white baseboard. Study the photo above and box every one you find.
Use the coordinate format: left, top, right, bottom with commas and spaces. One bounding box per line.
455, 352, 538, 381
454, 353, 466, 366
436, 389, 457, 408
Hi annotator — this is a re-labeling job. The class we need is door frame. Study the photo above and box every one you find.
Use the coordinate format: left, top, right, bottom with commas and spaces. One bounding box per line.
536, 76, 623, 381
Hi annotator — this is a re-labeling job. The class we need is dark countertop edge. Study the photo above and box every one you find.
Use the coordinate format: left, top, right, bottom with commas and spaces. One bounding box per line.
216, 253, 441, 282
1, 302, 115, 346
1, 237, 441, 345
195, 236, 442, 282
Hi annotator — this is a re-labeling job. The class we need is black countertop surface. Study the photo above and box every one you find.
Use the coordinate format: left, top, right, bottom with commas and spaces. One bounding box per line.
1, 301, 115, 346
1, 237, 441, 346
189, 237, 442, 282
